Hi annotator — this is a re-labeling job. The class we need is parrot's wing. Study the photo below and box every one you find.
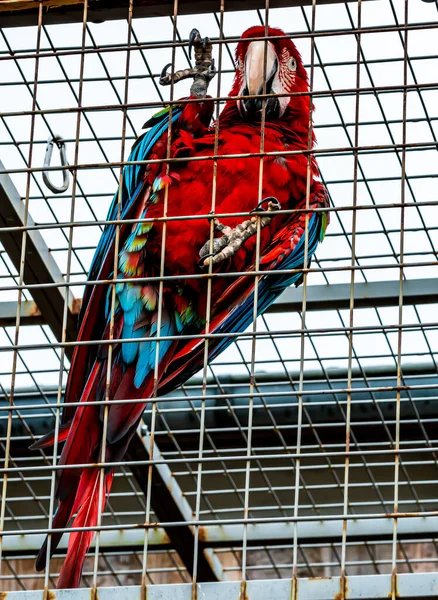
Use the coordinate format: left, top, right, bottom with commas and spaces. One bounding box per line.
159, 194, 328, 394
209, 210, 326, 359
33, 107, 187, 582
63, 106, 183, 421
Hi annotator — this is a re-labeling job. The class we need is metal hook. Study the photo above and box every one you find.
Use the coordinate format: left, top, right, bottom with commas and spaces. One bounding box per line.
42, 135, 70, 194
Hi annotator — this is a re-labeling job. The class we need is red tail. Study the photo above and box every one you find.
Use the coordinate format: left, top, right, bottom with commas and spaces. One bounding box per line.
35, 360, 116, 588
57, 468, 114, 589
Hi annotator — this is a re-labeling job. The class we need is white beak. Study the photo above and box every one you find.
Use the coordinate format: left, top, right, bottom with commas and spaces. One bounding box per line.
244, 40, 277, 95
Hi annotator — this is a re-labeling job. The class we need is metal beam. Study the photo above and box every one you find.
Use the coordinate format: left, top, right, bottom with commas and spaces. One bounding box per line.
0, 163, 79, 356
0, 0, 362, 27
269, 278, 438, 313
4, 364, 438, 440
0, 278, 435, 328
126, 424, 223, 582
3, 515, 438, 555
199, 516, 438, 547
5, 573, 438, 599
1, 528, 170, 555
0, 300, 44, 326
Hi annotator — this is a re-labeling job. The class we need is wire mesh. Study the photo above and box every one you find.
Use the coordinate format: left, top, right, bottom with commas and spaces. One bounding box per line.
0, 0, 437, 596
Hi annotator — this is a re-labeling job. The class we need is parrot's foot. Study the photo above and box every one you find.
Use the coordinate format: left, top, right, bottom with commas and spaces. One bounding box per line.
199, 197, 281, 268
160, 29, 216, 98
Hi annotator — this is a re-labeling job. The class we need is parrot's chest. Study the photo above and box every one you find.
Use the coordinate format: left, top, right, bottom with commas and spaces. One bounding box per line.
143, 127, 311, 291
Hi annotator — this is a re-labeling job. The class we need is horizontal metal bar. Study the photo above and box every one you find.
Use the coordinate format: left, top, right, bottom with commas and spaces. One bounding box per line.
0, 0, 361, 23
2, 142, 438, 181
5, 368, 437, 445
0, 317, 437, 354
0, 111, 437, 145
0, 258, 435, 298
200, 516, 438, 546
3, 53, 438, 89
5, 573, 438, 599
1, 80, 438, 119
0, 23, 434, 69
0, 200, 436, 237
2, 444, 438, 475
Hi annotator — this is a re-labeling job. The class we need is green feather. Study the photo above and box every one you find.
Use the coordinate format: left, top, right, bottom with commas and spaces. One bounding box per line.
142, 105, 181, 130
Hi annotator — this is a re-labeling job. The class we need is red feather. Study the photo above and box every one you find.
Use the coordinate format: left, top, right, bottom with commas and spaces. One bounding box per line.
56, 361, 102, 500
29, 422, 71, 450
56, 470, 114, 589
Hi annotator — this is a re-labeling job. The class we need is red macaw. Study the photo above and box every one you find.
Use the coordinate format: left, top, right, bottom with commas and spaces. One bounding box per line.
33, 25, 329, 588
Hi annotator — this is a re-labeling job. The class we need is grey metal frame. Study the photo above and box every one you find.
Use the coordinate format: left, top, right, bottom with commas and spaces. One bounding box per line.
5, 574, 438, 599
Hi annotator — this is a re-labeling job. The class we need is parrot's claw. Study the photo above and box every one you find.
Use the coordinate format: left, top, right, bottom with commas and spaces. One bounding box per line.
159, 63, 173, 85
250, 196, 281, 213
188, 28, 201, 59
159, 28, 215, 98
199, 197, 281, 269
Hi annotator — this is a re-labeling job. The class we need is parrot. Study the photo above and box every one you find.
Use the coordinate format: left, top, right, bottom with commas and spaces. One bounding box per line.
32, 25, 329, 588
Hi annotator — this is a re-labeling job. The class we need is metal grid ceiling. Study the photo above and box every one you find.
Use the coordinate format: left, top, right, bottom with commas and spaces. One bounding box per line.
0, 0, 437, 597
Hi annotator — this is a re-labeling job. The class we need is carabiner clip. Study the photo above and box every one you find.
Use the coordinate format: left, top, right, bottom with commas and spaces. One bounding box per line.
42, 135, 70, 194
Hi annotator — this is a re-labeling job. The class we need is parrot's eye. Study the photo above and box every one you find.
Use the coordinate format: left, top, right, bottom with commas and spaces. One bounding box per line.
288, 56, 297, 71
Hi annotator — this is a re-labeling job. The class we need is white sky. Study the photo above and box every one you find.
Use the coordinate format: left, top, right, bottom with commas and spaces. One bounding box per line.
0, 0, 437, 390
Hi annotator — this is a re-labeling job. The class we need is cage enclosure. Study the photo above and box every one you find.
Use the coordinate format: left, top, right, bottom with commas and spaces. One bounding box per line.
0, 0, 437, 598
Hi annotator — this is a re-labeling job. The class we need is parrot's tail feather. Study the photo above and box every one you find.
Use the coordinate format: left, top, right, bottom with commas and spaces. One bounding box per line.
56, 469, 114, 589
56, 361, 103, 500
29, 422, 72, 450
35, 360, 110, 578
107, 341, 177, 445
35, 492, 76, 572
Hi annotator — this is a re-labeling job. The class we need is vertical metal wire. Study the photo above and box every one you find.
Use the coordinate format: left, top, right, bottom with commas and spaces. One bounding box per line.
291, 0, 317, 597
339, 1, 362, 596
0, 0, 43, 582
391, 1, 409, 597
42, 0, 89, 591
191, 3, 225, 594
141, 1, 179, 594
92, 0, 134, 592
240, 3, 272, 588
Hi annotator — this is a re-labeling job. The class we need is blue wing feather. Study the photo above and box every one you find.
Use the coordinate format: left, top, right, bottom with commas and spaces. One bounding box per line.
81, 107, 183, 321
209, 213, 322, 361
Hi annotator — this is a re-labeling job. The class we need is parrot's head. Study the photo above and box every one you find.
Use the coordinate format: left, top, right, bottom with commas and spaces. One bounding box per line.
232, 26, 308, 122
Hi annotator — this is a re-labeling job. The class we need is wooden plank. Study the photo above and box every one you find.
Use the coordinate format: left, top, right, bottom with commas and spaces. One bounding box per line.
0, 0, 358, 27
0, 0, 83, 12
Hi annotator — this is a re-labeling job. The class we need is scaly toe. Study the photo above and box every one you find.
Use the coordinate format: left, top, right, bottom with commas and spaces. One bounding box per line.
199, 235, 230, 260
188, 28, 201, 58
